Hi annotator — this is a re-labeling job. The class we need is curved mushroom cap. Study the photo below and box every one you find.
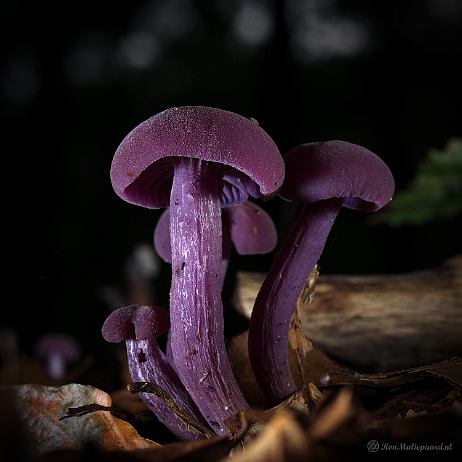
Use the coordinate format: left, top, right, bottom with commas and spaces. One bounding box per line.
224, 201, 277, 255
102, 305, 170, 343
110, 106, 284, 208
280, 141, 395, 211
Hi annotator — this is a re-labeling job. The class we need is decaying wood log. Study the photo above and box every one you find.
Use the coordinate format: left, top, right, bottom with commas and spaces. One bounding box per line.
232, 254, 462, 372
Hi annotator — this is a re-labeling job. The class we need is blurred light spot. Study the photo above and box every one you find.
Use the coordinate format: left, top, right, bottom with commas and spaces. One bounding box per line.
232, 1, 274, 47
116, 31, 161, 70
292, 16, 369, 62
96, 285, 125, 312
130, 242, 161, 280
286, 0, 371, 63
3, 54, 40, 105
132, 0, 200, 41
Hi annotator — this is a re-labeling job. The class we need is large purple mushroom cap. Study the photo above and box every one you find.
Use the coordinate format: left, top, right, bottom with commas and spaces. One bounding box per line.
110, 106, 284, 208
249, 140, 395, 402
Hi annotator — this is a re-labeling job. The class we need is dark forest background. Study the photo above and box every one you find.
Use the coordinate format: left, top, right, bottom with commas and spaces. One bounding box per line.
2, 0, 461, 366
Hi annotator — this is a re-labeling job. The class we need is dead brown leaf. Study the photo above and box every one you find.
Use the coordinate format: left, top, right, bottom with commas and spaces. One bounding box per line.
288, 308, 313, 388
230, 412, 310, 462
4, 383, 161, 453
307, 387, 357, 441
238, 385, 323, 443
321, 357, 462, 389
110, 387, 153, 419
231, 385, 462, 461
127, 382, 215, 439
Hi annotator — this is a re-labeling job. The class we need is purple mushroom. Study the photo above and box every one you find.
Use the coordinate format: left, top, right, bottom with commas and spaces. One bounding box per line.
154, 200, 278, 287
102, 304, 209, 440
222, 200, 278, 284
34, 333, 81, 381
110, 106, 284, 436
248, 141, 395, 402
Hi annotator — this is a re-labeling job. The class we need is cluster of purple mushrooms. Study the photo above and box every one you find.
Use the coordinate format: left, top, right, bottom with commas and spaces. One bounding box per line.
102, 106, 395, 440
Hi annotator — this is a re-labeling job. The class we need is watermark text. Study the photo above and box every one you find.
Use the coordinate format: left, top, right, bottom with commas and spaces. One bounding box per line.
367, 440, 453, 453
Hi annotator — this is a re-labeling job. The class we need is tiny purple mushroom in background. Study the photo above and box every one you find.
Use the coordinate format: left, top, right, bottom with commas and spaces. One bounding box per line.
34, 333, 81, 381
248, 141, 395, 403
110, 106, 284, 436
102, 305, 208, 440
154, 200, 278, 287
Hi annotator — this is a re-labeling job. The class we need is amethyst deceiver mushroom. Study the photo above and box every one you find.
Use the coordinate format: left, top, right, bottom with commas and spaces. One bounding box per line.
102, 305, 209, 440
248, 141, 395, 402
34, 333, 81, 381
222, 200, 278, 284
110, 106, 284, 436
154, 200, 278, 287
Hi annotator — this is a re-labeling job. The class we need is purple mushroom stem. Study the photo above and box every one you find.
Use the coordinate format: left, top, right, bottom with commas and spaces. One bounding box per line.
154, 200, 277, 289
248, 198, 343, 400
169, 157, 246, 435
110, 106, 284, 437
248, 141, 395, 403
102, 305, 209, 441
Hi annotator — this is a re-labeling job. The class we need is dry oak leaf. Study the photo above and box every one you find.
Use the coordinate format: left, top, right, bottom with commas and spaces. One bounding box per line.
230, 412, 310, 462
5, 383, 161, 453
235, 385, 323, 445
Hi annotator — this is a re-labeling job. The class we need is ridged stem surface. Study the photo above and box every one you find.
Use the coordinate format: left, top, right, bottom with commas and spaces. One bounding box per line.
169, 157, 249, 437
248, 198, 343, 401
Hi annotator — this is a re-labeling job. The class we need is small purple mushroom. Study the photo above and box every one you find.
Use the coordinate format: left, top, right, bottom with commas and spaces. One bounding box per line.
222, 200, 278, 284
154, 200, 278, 287
102, 304, 208, 440
110, 106, 284, 436
34, 333, 81, 381
248, 141, 395, 402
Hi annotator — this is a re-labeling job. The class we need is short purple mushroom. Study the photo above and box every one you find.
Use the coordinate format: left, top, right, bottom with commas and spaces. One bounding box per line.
102, 304, 209, 440
248, 141, 395, 402
222, 200, 278, 284
34, 333, 81, 381
110, 106, 284, 436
